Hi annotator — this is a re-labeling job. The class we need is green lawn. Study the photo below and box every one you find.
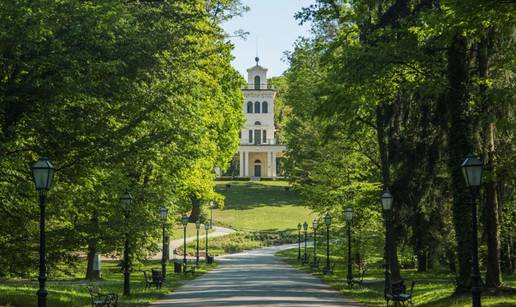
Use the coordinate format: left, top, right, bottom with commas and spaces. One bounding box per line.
0, 260, 216, 307
277, 248, 516, 307
214, 181, 314, 231
179, 232, 265, 256
215, 180, 290, 187
171, 223, 212, 240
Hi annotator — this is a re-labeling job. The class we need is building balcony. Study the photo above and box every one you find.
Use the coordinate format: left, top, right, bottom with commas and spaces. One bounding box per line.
242, 84, 275, 91
240, 138, 280, 145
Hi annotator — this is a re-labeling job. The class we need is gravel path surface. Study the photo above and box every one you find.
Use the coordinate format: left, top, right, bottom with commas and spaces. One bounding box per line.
152, 244, 361, 306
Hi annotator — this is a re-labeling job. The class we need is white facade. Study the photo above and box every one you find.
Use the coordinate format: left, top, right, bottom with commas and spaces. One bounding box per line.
218, 58, 287, 179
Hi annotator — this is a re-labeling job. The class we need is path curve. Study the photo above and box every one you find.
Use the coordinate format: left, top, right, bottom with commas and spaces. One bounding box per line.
152, 244, 361, 306
150, 226, 235, 260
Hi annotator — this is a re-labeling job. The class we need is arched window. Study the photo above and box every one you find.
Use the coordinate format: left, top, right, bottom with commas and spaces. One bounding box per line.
254, 101, 260, 113
247, 101, 253, 113
254, 121, 261, 125
262, 101, 268, 113
254, 76, 261, 89
254, 159, 261, 164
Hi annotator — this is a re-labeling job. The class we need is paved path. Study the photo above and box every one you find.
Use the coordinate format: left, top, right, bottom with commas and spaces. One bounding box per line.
152, 244, 361, 306
150, 226, 235, 261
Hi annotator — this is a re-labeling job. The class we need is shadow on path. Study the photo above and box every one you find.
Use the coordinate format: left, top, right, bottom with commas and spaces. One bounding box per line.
153, 244, 361, 306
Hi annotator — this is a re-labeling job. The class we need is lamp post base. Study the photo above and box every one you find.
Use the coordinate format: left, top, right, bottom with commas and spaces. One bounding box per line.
37, 289, 47, 307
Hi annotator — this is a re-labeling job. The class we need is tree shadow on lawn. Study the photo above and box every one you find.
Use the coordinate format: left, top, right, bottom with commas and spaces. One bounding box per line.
216, 183, 303, 210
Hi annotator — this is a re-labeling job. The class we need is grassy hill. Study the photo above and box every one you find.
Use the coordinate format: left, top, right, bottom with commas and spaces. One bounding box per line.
213, 181, 314, 232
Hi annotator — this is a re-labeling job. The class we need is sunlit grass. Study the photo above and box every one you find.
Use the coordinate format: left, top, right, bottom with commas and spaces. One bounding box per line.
277, 248, 516, 307
0, 260, 216, 306
214, 181, 314, 231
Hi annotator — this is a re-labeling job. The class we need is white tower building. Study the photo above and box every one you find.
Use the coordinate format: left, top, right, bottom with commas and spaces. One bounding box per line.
217, 58, 286, 179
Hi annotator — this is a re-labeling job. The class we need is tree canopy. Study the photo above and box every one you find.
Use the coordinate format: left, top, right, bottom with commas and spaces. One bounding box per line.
283, 0, 515, 290
0, 0, 246, 277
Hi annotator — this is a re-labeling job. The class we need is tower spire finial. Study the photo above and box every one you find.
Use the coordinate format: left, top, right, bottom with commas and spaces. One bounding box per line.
255, 35, 259, 65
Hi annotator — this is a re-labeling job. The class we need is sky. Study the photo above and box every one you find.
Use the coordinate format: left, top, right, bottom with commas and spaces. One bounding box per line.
222, 0, 315, 78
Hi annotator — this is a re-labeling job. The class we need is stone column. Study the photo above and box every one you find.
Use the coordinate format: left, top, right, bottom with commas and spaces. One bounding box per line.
239, 151, 244, 177
272, 151, 277, 178
266, 151, 272, 177
244, 151, 250, 176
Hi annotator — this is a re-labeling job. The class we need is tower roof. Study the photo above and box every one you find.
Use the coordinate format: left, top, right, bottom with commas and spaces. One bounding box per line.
247, 57, 267, 72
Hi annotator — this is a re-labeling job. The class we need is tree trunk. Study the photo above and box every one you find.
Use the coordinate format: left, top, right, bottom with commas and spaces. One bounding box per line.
478, 30, 502, 288
416, 251, 428, 272
445, 33, 474, 292
189, 196, 201, 222
376, 104, 401, 282
86, 209, 100, 280
446, 246, 457, 273
502, 223, 514, 274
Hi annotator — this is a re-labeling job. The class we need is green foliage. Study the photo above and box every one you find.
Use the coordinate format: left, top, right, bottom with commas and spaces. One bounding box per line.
284, 0, 516, 291
0, 0, 245, 277
180, 232, 264, 256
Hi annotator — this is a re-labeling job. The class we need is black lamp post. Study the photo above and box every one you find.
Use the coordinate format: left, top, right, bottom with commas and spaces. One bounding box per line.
381, 188, 393, 296
181, 215, 189, 271
462, 154, 483, 307
345, 207, 353, 286
31, 157, 55, 307
312, 219, 319, 267
209, 200, 215, 229
160, 207, 168, 279
120, 191, 133, 296
195, 219, 201, 266
204, 223, 210, 260
323, 213, 332, 274
303, 222, 308, 264
297, 223, 302, 261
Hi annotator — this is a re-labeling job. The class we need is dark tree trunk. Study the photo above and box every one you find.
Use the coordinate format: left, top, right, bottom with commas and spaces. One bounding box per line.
446, 246, 457, 273
416, 251, 428, 272
445, 33, 474, 292
502, 223, 514, 274
86, 210, 100, 280
478, 30, 502, 288
376, 104, 401, 283
189, 196, 201, 222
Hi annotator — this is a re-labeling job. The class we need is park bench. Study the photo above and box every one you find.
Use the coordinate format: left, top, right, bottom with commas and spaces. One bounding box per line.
87, 286, 118, 307
321, 261, 337, 274
183, 260, 197, 275
302, 254, 310, 265
143, 270, 163, 289
349, 268, 367, 288
310, 257, 321, 270
384, 277, 416, 307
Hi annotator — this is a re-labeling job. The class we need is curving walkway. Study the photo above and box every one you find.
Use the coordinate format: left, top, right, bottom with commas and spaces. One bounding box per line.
150, 226, 235, 261
152, 244, 361, 306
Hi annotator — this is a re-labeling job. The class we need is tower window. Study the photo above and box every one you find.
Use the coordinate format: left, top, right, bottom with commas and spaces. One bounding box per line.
254, 121, 261, 125
248, 130, 253, 143
254, 76, 261, 89
262, 101, 268, 113
263, 130, 267, 143
247, 101, 253, 113
254, 101, 260, 113
254, 130, 261, 144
